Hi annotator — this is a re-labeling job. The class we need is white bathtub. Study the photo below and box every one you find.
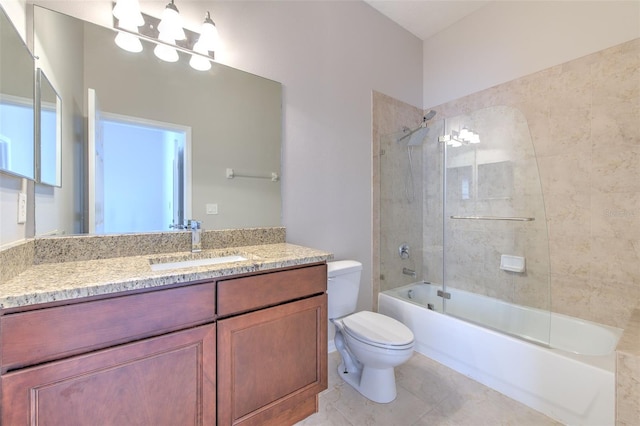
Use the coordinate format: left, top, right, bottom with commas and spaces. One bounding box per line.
379, 282, 623, 426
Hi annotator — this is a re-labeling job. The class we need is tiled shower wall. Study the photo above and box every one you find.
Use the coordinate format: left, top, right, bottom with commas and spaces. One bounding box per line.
373, 38, 639, 329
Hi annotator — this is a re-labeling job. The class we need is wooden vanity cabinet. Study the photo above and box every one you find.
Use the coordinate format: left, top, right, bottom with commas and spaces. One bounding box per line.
216, 264, 328, 426
0, 262, 327, 426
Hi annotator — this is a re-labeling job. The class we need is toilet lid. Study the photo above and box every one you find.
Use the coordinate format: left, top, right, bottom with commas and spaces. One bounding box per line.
342, 311, 414, 346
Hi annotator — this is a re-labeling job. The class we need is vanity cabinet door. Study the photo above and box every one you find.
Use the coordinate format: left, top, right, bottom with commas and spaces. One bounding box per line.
2, 324, 216, 426
217, 294, 328, 426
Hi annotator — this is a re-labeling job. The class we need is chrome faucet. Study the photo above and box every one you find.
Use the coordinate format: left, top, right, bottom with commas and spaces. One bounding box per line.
402, 267, 416, 278
187, 220, 202, 253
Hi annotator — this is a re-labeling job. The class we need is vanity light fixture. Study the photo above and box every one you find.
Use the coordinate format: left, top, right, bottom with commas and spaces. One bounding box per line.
154, 32, 180, 62
197, 12, 219, 51
112, 0, 144, 53
438, 128, 481, 147
458, 127, 481, 144
458, 127, 472, 141
189, 41, 212, 71
112, 1, 217, 70
448, 134, 463, 148
189, 12, 218, 71
158, 0, 186, 41
154, 0, 185, 62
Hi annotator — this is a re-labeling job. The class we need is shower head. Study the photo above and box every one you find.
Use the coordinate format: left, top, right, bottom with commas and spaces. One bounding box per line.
398, 111, 437, 146
406, 126, 429, 146
398, 123, 429, 145
424, 110, 437, 121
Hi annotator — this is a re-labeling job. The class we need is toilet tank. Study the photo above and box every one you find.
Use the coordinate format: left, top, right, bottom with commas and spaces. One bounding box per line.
327, 260, 362, 319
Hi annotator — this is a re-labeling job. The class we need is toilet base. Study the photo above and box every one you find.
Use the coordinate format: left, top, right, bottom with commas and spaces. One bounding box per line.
337, 362, 397, 403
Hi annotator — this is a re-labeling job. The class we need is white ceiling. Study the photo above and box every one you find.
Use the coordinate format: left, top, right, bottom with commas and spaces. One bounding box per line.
364, 0, 491, 40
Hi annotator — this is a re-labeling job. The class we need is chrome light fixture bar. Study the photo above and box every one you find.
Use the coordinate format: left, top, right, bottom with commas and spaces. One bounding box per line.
112, 2, 216, 70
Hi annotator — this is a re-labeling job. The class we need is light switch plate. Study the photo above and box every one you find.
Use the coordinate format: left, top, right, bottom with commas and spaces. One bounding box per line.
206, 203, 218, 215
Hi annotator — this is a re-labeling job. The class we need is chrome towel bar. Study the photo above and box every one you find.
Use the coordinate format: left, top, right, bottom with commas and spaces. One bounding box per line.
450, 215, 535, 222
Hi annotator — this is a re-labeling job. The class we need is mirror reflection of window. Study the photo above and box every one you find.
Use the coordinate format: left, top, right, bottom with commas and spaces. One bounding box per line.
0, 5, 35, 180
100, 115, 190, 234
39, 106, 57, 183
461, 177, 470, 200
0, 135, 10, 169
0, 97, 34, 176
37, 69, 62, 187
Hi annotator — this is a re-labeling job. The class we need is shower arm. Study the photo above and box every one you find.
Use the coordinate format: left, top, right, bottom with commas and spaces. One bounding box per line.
398, 125, 423, 142
398, 110, 437, 143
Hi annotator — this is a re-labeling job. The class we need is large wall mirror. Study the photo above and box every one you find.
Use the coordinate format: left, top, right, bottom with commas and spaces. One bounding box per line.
32, 5, 282, 236
0, 4, 35, 181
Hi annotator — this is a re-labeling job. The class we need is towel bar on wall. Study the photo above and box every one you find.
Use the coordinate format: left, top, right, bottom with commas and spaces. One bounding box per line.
450, 215, 535, 222
226, 168, 279, 182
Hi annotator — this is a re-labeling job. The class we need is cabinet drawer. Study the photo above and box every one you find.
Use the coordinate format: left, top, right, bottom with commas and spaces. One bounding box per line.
1, 282, 216, 372
217, 264, 326, 317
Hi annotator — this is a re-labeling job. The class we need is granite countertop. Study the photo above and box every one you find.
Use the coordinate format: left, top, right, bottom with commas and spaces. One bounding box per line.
0, 243, 333, 310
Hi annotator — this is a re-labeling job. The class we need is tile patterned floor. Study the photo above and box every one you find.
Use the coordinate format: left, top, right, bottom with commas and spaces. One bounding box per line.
296, 351, 561, 426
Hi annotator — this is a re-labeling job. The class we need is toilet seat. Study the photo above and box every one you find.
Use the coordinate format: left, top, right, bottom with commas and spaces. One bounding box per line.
342, 311, 414, 349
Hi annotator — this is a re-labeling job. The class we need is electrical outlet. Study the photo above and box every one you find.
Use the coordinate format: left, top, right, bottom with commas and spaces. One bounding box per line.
17, 192, 27, 224
206, 203, 218, 215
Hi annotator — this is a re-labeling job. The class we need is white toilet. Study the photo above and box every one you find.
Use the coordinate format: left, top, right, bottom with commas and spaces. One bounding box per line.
328, 260, 415, 403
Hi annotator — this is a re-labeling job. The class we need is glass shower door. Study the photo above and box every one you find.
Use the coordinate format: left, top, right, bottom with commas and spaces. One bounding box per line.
378, 126, 425, 294
378, 114, 446, 311
441, 105, 552, 346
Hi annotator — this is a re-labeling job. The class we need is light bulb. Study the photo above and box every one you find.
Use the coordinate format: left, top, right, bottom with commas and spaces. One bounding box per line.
459, 128, 472, 141
189, 55, 211, 71
158, 1, 186, 41
198, 12, 219, 52
112, 0, 144, 53
189, 41, 212, 71
113, 0, 144, 26
115, 31, 143, 53
154, 44, 179, 62
154, 32, 179, 62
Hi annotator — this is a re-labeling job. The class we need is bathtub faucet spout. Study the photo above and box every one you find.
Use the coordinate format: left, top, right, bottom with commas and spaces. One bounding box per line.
402, 267, 416, 278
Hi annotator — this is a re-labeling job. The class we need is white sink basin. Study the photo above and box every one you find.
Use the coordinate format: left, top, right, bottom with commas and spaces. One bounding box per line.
150, 255, 248, 272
